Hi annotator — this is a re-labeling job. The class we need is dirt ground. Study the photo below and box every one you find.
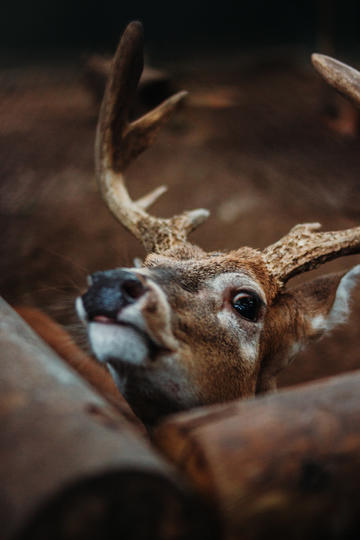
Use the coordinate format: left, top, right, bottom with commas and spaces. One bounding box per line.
1, 51, 360, 391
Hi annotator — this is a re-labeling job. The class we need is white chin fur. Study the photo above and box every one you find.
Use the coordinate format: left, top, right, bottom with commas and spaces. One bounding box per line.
75, 297, 87, 323
88, 322, 148, 366
107, 362, 128, 394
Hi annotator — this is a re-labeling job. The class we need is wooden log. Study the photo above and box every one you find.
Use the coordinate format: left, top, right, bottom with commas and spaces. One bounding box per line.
155, 371, 360, 540
0, 298, 219, 540
14, 306, 144, 434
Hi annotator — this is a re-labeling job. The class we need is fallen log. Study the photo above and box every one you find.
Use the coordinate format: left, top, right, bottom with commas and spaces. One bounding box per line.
155, 370, 360, 540
14, 306, 144, 433
0, 298, 219, 540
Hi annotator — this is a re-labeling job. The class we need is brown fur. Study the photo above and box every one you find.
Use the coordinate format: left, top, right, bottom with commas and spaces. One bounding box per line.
146, 247, 279, 301
257, 272, 345, 392
139, 256, 360, 421
101, 252, 353, 423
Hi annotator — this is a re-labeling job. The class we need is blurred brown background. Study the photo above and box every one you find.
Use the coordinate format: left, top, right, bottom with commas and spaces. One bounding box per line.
1, 0, 360, 390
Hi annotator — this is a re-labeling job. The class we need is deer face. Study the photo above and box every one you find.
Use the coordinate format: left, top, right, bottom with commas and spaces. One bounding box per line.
77, 248, 272, 423
76, 22, 360, 425
77, 242, 360, 424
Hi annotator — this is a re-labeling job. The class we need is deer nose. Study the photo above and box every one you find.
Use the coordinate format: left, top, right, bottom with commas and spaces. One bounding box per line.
82, 269, 146, 322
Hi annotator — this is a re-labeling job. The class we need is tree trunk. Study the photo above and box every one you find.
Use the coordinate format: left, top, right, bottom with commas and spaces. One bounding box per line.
0, 298, 218, 540
155, 371, 360, 540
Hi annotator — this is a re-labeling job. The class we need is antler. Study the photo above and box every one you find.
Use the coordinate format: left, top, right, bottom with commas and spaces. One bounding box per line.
311, 54, 360, 108
263, 223, 360, 286
95, 21, 209, 253
261, 55, 360, 289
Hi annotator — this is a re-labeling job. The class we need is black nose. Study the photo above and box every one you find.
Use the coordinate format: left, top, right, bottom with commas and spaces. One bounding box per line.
82, 269, 146, 321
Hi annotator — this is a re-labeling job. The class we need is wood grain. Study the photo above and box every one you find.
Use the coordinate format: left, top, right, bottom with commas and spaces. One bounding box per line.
0, 298, 219, 540
155, 371, 360, 539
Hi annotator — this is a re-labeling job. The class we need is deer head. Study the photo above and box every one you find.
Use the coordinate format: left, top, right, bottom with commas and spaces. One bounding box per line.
76, 22, 360, 425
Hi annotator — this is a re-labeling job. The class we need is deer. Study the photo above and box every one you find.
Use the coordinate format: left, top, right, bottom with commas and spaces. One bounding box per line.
75, 21, 360, 426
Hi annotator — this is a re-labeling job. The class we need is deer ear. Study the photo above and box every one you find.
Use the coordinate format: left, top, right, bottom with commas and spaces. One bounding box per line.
291, 264, 360, 336
258, 265, 360, 393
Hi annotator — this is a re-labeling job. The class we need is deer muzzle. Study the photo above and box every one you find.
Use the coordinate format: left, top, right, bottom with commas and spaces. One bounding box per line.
76, 268, 178, 369
81, 269, 147, 323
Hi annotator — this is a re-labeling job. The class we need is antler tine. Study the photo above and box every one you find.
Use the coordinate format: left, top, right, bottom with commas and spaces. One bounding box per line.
261, 54, 360, 290
263, 223, 360, 287
312, 54, 360, 108
95, 21, 209, 253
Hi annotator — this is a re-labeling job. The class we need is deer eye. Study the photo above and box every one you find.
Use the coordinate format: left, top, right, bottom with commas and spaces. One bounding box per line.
231, 291, 261, 322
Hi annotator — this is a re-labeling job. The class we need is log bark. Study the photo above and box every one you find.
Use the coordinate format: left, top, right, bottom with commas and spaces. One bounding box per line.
0, 298, 219, 540
14, 306, 144, 434
155, 370, 360, 540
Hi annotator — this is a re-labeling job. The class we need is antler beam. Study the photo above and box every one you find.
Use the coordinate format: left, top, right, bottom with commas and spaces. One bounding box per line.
261, 55, 360, 288
263, 222, 360, 286
312, 54, 360, 108
95, 21, 209, 253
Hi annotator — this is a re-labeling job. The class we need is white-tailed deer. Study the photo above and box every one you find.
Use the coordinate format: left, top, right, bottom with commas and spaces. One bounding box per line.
76, 22, 360, 425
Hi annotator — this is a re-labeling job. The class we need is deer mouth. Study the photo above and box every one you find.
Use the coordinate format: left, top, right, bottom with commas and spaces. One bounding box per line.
76, 294, 173, 368
88, 317, 169, 367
